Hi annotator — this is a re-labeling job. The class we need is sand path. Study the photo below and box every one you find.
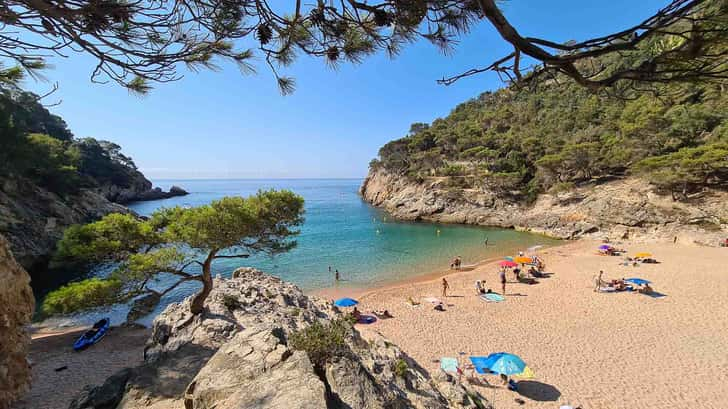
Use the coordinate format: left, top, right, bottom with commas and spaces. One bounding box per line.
351, 240, 728, 409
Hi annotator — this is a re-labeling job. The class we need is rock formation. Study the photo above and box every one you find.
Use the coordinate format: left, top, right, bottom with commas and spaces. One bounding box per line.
0, 176, 187, 270
361, 168, 728, 245
0, 234, 34, 409
70, 268, 485, 409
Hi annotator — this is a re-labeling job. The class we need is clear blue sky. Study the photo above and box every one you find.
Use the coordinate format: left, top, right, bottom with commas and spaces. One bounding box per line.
23, 0, 667, 179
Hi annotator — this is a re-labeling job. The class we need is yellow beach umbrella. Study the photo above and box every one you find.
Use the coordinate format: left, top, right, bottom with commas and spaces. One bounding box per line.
514, 256, 532, 264
513, 365, 535, 379
634, 252, 652, 258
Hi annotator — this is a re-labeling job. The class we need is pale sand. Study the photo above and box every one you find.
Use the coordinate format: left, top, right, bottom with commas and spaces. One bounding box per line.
12, 326, 149, 409
318, 240, 728, 409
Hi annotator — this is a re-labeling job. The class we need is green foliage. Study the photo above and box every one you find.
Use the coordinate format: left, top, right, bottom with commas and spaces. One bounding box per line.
41, 278, 123, 315
0, 87, 143, 196
51, 190, 305, 315
635, 142, 728, 200
393, 359, 409, 378
373, 79, 727, 196
289, 318, 352, 369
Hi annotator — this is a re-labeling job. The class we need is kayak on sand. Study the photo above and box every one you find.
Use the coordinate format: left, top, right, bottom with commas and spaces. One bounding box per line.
73, 318, 110, 351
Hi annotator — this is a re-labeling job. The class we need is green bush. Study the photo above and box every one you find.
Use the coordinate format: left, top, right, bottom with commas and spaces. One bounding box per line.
289, 318, 352, 368
393, 358, 409, 378
42, 278, 123, 315
549, 181, 576, 194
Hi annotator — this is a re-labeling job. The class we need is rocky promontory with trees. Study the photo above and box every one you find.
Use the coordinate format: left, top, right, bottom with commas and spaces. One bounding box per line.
362, 79, 727, 245
0, 89, 188, 271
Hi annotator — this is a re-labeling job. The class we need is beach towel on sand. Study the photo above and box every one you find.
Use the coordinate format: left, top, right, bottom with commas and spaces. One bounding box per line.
480, 293, 505, 302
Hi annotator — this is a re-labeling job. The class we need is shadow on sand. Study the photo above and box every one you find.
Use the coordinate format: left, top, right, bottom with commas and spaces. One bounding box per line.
516, 380, 561, 401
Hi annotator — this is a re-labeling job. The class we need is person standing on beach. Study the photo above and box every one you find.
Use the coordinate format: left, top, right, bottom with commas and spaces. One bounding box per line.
499, 268, 507, 295
594, 270, 604, 292
442, 278, 449, 297
335, 269, 340, 281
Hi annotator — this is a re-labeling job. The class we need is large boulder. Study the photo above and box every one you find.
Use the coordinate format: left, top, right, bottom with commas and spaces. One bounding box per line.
0, 234, 34, 408
70, 268, 485, 409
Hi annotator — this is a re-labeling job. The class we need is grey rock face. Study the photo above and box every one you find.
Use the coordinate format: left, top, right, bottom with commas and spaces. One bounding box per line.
0, 173, 186, 269
361, 168, 728, 244
70, 268, 485, 409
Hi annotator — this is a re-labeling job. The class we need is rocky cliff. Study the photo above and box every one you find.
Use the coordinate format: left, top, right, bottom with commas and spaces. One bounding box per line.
361, 168, 728, 245
69, 268, 485, 409
0, 175, 187, 271
0, 234, 34, 409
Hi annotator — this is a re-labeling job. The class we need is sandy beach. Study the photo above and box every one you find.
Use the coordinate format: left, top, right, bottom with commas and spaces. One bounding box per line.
16, 239, 728, 409
321, 239, 728, 409
12, 326, 150, 409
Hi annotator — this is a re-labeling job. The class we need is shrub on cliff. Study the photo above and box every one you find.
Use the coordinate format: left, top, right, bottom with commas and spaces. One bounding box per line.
290, 318, 353, 369
45, 191, 305, 315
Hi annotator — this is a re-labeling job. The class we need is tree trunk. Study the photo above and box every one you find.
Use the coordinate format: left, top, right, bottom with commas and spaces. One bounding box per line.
190, 249, 218, 315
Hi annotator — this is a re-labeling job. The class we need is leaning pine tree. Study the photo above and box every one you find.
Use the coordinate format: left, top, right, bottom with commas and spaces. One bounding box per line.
44, 190, 305, 315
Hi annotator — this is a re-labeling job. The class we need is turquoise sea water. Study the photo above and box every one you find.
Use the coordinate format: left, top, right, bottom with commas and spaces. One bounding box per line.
40, 179, 559, 326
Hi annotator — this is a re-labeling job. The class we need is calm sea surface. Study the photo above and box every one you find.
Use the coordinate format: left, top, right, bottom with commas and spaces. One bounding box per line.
41, 179, 559, 326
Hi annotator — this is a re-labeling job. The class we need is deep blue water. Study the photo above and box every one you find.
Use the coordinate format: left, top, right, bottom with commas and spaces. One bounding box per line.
41, 179, 559, 326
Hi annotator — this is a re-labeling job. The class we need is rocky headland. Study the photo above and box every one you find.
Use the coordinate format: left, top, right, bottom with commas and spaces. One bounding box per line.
0, 174, 187, 271
360, 168, 728, 245
69, 268, 485, 409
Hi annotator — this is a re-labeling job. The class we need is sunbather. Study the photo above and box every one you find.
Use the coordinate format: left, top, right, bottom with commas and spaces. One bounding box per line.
374, 309, 393, 318
637, 284, 654, 294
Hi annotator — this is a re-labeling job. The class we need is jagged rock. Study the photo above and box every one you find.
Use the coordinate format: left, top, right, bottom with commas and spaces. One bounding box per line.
0, 234, 34, 408
184, 328, 326, 409
71, 269, 485, 409
361, 169, 728, 244
0, 177, 130, 270
68, 368, 133, 409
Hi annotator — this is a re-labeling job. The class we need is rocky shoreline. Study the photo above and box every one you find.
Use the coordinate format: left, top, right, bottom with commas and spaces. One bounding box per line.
360, 168, 728, 245
0, 176, 187, 271
69, 268, 486, 409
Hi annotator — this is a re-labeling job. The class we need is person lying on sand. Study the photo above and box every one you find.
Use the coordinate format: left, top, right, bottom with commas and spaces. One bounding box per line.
406, 296, 420, 306
374, 309, 393, 318
610, 279, 628, 291
637, 284, 654, 294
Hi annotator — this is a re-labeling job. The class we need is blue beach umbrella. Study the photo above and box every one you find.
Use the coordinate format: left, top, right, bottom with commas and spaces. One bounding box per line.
481, 352, 528, 376
334, 297, 359, 307
625, 278, 651, 286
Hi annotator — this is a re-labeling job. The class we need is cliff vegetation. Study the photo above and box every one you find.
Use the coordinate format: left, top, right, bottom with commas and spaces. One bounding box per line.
371, 81, 727, 202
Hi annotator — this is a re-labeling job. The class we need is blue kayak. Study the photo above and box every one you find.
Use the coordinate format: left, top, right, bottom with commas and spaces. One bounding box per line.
73, 318, 110, 351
